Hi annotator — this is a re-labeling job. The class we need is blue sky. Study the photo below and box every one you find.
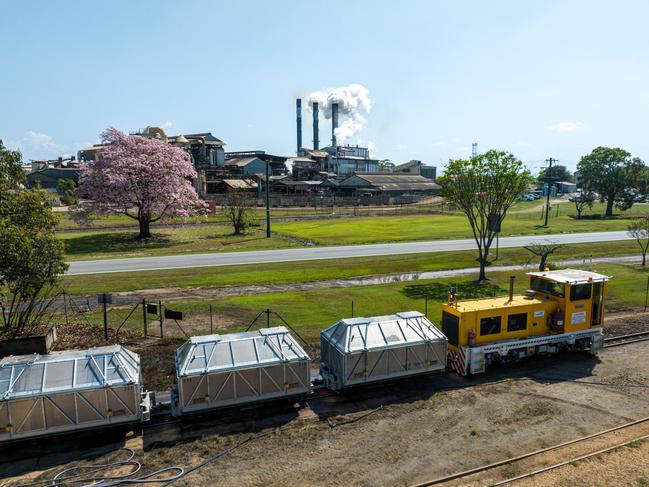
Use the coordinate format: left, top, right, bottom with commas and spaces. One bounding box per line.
2, 0, 648, 174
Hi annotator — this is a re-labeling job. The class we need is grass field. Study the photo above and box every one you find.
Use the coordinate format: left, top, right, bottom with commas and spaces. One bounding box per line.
58, 201, 647, 261
272, 203, 645, 246
64, 261, 648, 343
60, 225, 300, 260
60, 240, 641, 295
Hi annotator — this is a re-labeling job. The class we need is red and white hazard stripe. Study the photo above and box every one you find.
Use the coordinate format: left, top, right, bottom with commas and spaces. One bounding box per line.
448, 348, 468, 376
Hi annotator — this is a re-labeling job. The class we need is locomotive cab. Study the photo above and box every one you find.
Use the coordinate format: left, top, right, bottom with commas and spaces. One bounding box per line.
527, 269, 608, 333
441, 269, 610, 375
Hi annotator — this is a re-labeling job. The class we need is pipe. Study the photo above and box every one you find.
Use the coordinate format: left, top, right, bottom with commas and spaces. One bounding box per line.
296, 98, 302, 155
312, 102, 319, 150
508, 276, 515, 302
331, 102, 339, 148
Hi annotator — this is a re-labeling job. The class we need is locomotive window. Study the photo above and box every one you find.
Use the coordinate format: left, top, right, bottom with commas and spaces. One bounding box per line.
570, 283, 592, 301
480, 316, 501, 336
442, 312, 459, 347
530, 277, 565, 297
507, 313, 527, 332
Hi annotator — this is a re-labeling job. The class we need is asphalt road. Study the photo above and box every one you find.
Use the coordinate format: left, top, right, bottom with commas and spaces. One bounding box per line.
65, 230, 632, 276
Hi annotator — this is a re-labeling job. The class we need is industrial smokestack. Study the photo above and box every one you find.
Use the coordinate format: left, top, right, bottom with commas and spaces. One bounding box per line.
312, 102, 319, 150
331, 102, 339, 148
508, 275, 515, 302
296, 98, 302, 155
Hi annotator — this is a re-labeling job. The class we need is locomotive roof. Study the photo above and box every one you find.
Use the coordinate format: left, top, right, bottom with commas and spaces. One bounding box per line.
527, 268, 611, 284
0, 345, 140, 400
175, 327, 309, 377
445, 295, 545, 313
321, 311, 446, 353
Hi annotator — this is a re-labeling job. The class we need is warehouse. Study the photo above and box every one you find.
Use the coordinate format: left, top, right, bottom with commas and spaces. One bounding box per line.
336, 172, 441, 196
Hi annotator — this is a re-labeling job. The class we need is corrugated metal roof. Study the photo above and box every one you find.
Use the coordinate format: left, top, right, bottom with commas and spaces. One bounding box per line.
222, 179, 258, 189
527, 269, 611, 284
225, 157, 261, 167
0, 345, 140, 400
321, 311, 446, 353
340, 173, 440, 191
175, 327, 309, 377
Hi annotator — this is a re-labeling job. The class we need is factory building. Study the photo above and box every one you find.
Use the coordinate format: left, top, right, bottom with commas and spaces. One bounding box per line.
394, 160, 437, 181
294, 98, 380, 176
335, 173, 440, 196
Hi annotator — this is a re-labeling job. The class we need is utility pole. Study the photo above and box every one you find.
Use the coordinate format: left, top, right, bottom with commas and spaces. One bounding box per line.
544, 157, 558, 227
471, 142, 478, 157
265, 161, 271, 238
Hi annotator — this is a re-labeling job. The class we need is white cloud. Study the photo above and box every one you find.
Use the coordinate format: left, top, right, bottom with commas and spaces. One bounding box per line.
161, 121, 174, 129
431, 140, 446, 147
548, 121, 584, 132
394, 143, 408, 150
8, 131, 73, 160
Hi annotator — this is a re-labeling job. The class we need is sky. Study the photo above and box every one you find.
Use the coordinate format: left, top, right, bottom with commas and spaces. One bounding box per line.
2, 0, 649, 175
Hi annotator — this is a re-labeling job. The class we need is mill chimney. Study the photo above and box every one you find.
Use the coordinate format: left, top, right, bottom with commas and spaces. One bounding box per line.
312, 102, 319, 150
331, 102, 339, 148
296, 98, 302, 155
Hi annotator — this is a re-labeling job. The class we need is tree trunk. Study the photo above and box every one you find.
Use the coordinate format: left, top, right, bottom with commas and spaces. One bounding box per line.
138, 217, 152, 239
643, 251, 647, 266
478, 259, 487, 282
605, 197, 615, 217
539, 254, 548, 272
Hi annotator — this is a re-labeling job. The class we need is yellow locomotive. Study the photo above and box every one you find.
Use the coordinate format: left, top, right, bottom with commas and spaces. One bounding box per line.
441, 269, 610, 375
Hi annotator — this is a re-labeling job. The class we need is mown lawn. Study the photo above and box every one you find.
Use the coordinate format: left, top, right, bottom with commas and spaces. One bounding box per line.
60, 240, 641, 296
63, 261, 647, 343
60, 225, 299, 261
57, 201, 648, 260
272, 203, 647, 246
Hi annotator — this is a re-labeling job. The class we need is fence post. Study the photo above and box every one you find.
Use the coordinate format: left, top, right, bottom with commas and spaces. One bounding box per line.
209, 303, 213, 334
266, 308, 270, 328
142, 299, 148, 338
351, 300, 354, 318
159, 300, 164, 339
63, 291, 69, 326
102, 296, 108, 342
425, 296, 428, 318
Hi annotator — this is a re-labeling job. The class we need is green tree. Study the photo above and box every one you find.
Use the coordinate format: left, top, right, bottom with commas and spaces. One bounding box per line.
439, 150, 533, 282
537, 164, 573, 183
524, 241, 565, 271
222, 188, 255, 235
577, 147, 645, 217
378, 159, 395, 171
573, 190, 596, 220
0, 139, 68, 337
57, 178, 78, 205
628, 215, 649, 266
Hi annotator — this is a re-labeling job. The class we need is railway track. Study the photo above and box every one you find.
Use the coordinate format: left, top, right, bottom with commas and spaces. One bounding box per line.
603, 330, 649, 348
412, 415, 649, 486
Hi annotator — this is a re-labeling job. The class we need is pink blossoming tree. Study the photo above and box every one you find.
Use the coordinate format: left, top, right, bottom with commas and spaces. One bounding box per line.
74, 128, 206, 238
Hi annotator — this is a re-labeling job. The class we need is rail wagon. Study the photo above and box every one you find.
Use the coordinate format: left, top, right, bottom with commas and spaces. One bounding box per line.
320, 311, 448, 390
172, 327, 311, 416
0, 345, 150, 442
442, 269, 610, 375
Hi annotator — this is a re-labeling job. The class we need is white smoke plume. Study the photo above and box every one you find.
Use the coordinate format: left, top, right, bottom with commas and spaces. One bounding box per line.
307, 84, 373, 144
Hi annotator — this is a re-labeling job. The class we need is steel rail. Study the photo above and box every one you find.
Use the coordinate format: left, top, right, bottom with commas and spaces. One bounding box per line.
410, 415, 649, 487
604, 330, 649, 348
493, 432, 649, 485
